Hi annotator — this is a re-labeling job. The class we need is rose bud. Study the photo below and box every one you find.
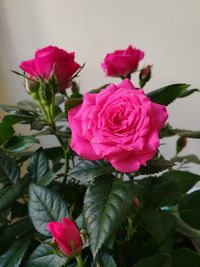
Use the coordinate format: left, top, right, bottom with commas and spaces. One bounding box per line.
101, 45, 144, 79
20, 46, 81, 92
47, 218, 83, 257
176, 136, 187, 155
133, 197, 139, 208
139, 65, 152, 88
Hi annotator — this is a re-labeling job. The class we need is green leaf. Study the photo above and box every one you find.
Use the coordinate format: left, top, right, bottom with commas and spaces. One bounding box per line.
5, 136, 39, 152
179, 88, 199, 98
38, 171, 55, 186
28, 183, 68, 235
0, 239, 30, 267
138, 158, 174, 175
69, 160, 113, 181
0, 122, 14, 145
151, 180, 181, 207
174, 129, 200, 139
31, 120, 46, 131
2, 114, 23, 126
0, 152, 20, 184
151, 171, 200, 207
178, 190, 200, 229
148, 84, 190, 105
158, 171, 200, 195
143, 210, 176, 242
89, 84, 110, 94
65, 98, 82, 113
0, 184, 24, 211
171, 248, 200, 267
0, 103, 37, 114
133, 253, 171, 267
173, 154, 200, 165
17, 100, 39, 111
26, 243, 66, 267
28, 148, 50, 182
83, 176, 135, 256
101, 251, 117, 267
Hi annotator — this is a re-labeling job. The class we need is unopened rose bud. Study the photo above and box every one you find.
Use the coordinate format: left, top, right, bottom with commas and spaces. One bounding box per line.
47, 218, 83, 257
139, 65, 152, 88
176, 136, 187, 154
133, 197, 139, 208
24, 78, 38, 94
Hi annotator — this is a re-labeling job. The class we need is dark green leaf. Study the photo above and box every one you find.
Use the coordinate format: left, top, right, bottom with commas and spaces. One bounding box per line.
0, 152, 20, 184
26, 243, 66, 267
138, 158, 174, 175
28, 148, 49, 182
151, 180, 181, 207
174, 129, 200, 139
89, 84, 110, 94
171, 248, 200, 267
65, 98, 82, 113
0, 103, 37, 114
17, 100, 39, 111
0, 184, 24, 211
101, 251, 117, 267
5, 136, 39, 152
38, 171, 55, 186
83, 176, 135, 256
31, 120, 46, 131
69, 160, 113, 181
133, 253, 171, 267
0, 122, 14, 145
28, 183, 68, 235
148, 84, 190, 105
158, 171, 200, 195
173, 154, 200, 165
143, 210, 176, 242
178, 190, 200, 229
2, 114, 23, 126
0, 239, 30, 267
179, 88, 199, 98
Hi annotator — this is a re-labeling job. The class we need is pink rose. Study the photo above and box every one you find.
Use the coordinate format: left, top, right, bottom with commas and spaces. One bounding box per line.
20, 46, 80, 92
68, 79, 168, 173
47, 218, 83, 256
101, 45, 144, 78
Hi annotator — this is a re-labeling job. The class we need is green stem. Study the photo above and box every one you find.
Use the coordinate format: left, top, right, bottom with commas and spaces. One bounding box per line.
176, 215, 200, 255
76, 253, 84, 267
37, 99, 49, 122
51, 124, 69, 183
42, 98, 69, 183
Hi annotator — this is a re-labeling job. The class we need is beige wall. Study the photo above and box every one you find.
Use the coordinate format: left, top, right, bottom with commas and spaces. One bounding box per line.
0, 0, 200, 170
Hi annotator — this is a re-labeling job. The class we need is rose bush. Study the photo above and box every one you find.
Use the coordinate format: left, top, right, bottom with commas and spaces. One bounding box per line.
47, 218, 83, 256
0, 45, 200, 267
20, 45, 80, 91
101, 45, 144, 78
68, 79, 168, 172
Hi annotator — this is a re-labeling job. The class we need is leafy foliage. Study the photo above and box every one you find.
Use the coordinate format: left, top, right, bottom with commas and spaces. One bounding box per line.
0, 51, 200, 267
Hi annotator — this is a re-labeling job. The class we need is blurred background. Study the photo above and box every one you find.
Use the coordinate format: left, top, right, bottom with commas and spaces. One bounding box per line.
0, 0, 200, 171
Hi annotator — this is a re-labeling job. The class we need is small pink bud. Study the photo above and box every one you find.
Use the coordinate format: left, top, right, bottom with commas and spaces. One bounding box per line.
47, 218, 83, 257
133, 197, 139, 208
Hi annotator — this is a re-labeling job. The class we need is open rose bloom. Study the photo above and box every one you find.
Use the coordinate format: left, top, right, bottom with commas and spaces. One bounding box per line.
68, 79, 168, 172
